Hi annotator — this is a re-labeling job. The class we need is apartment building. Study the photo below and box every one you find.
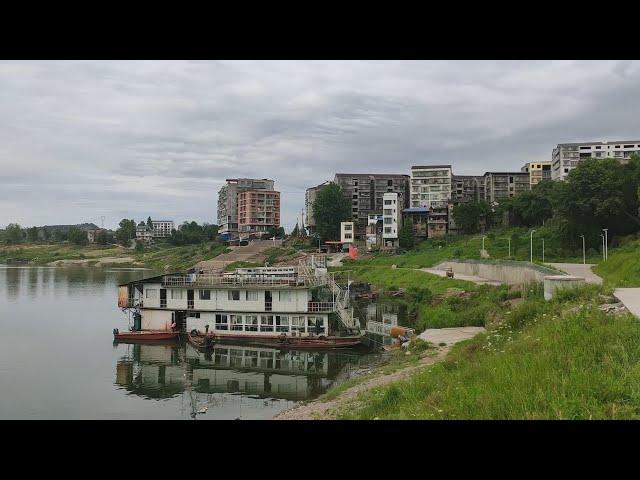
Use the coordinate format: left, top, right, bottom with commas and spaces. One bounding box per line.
551, 140, 640, 181
340, 221, 355, 243
237, 190, 280, 237
521, 161, 551, 186
410, 165, 452, 208
382, 193, 402, 247
366, 214, 383, 250
483, 172, 530, 203
304, 181, 330, 236
151, 220, 175, 238
217, 178, 275, 239
333, 174, 409, 238
451, 175, 485, 203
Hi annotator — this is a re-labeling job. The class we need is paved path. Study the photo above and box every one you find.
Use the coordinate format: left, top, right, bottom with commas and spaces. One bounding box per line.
194, 239, 282, 273
419, 326, 486, 346
544, 263, 603, 285
419, 268, 503, 286
613, 289, 640, 319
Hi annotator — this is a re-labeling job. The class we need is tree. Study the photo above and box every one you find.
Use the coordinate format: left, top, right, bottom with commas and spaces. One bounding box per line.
116, 219, 136, 246
96, 230, 110, 245
42, 227, 51, 242
312, 183, 351, 243
4, 223, 24, 244
291, 223, 300, 237
266, 226, 285, 238
68, 227, 88, 246
452, 202, 491, 234
147, 216, 153, 229
398, 224, 415, 249
27, 226, 39, 243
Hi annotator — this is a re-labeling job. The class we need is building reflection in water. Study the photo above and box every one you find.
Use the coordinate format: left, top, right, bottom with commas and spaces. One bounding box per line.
114, 342, 374, 415
360, 302, 405, 348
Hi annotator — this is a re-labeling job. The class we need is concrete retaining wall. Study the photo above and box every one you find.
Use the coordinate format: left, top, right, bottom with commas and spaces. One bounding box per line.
543, 275, 586, 300
434, 259, 559, 285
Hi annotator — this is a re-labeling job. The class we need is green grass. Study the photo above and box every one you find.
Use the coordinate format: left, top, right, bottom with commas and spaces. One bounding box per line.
338, 285, 640, 419
593, 239, 640, 287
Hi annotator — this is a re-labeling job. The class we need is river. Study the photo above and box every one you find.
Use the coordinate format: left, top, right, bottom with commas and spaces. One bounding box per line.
0, 265, 385, 419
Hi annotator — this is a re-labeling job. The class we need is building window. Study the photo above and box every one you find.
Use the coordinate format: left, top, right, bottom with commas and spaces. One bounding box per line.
228, 290, 240, 301
199, 290, 211, 300
276, 315, 289, 332
307, 317, 326, 334
291, 316, 305, 334
215, 314, 228, 331
344, 233, 352, 239
230, 314, 243, 331
260, 315, 274, 332
384, 227, 392, 233
171, 289, 183, 299
246, 290, 258, 301
384, 200, 392, 205
146, 289, 157, 299
244, 315, 258, 331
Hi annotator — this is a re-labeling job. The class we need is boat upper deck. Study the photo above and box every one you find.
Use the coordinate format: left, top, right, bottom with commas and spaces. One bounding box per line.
161, 273, 311, 289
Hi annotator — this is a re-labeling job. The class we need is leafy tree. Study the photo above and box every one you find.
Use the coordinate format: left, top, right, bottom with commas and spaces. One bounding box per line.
266, 226, 285, 238
53, 229, 68, 243
168, 221, 219, 245
312, 183, 351, 243
4, 223, 24, 244
42, 227, 51, 242
452, 201, 491, 234
68, 227, 88, 246
116, 219, 136, 246
27, 226, 39, 243
202, 223, 219, 241
147, 216, 153, 229
291, 223, 300, 237
96, 230, 111, 245
398, 223, 415, 249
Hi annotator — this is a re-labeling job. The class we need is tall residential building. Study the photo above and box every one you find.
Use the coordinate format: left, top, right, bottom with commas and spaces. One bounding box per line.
333, 174, 409, 238
237, 190, 280, 236
483, 172, 530, 203
382, 192, 402, 247
304, 181, 330, 236
410, 165, 452, 208
151, 220, 175, 238
217, 178, 275, 238
521, 161, 551, 186
451, 175, 485, 203
551, 140, 640, 181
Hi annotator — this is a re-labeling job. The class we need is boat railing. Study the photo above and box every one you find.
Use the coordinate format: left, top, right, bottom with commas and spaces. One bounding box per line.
162, 274, 311, 288
307, 301, 336, 312
126, 297, 143, 308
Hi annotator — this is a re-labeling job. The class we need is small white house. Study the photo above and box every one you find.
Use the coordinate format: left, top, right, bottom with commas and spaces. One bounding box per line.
340, 221, 354, 243
382, 193, 401, 247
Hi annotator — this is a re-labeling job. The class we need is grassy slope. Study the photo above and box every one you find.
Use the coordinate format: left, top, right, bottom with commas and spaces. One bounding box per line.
593, 239, 640, 287
340, 285, 640, 419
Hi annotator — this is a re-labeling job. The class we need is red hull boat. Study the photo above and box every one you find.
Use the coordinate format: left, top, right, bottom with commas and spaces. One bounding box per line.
113, 329, 180, 343
187, 331, 362, 351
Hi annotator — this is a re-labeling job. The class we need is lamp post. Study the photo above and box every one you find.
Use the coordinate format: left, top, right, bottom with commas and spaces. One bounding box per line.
600, 234, 605, 261
542, 238, 545, 263
602, 228, 608, 261
482, 235, 486, 257
530, 229, 536, 263
579, 235, 585, 265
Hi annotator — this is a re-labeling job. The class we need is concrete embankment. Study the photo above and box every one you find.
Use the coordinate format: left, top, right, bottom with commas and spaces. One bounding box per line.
431, 259, 559, 285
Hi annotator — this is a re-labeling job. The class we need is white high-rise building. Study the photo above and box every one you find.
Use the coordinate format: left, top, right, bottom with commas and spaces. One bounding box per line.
382, 192, 401, 246
551, 140, 640, 181
410, 165, 452, 208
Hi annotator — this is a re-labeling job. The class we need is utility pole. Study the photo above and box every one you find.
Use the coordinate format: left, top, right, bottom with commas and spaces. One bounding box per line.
602, 228, 608, 261
579, 235, 585, 265
530, 229, 536, 263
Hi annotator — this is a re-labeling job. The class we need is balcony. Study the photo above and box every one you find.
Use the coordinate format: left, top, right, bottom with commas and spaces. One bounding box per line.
308, 302, 336, 312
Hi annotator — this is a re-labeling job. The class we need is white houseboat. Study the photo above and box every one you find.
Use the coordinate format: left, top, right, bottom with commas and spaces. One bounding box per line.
117, 256, 363, 349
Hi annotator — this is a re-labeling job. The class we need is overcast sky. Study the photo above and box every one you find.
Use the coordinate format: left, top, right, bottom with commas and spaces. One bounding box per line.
2, 60, 640, 231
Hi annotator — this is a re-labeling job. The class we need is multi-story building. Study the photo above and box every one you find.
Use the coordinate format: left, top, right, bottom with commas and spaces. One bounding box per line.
427, 201, 449, 237
151, 220, 175, 238
218, 178, 275, 239
304, 181, 330, 236
483, 172, 530, 203
451, 175, 485, 203
521, 161, 551, 186
382, 193, 402, 247
333, 174, 409, 238
237, 190, 280, 237
340, 221, 354, 244
551, 140, 640, 181
410, 165, 452, 208
365, 214, 383, 250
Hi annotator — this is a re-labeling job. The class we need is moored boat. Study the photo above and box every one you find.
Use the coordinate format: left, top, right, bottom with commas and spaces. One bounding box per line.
113, 329, 180, 343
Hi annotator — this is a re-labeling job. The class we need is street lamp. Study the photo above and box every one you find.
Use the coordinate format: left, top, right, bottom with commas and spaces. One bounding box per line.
542, 238, 545, 263
579, 235, 585, 265
602, 228, 608, 261
507, 237, 511, 258
600, 234, 605, 261
530, 229, 536, 263
482, 235, 486, 257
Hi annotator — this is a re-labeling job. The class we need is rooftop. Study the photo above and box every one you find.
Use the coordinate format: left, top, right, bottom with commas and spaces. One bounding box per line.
411, 165, 452, 169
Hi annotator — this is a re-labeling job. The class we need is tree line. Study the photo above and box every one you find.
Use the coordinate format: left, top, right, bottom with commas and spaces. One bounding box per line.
0, 224, 115, 246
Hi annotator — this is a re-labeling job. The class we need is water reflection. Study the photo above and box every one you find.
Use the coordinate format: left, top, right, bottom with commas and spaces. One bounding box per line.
356, 301, 409, 348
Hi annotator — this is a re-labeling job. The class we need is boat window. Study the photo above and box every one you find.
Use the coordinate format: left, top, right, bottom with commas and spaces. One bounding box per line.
230, 314, 243, 331
278, 291, 292, 302
244, 315, 258, 331
228, 290, 240, 301
246, 290, 259, 301
171, 289, 183, 299
291, 316, 305, 334
199, 290, 211, 300
260, 315, 274, 332
307, 317, 326, 334
276, 315, 289, 332
215, 314, 228, 330
145, 289, 157, 299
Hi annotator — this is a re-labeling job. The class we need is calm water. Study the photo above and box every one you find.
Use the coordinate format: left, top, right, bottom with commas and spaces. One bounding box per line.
0, 266, 379, 419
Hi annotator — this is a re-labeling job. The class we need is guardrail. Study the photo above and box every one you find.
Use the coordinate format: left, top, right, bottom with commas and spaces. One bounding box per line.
162, 274, 310, 288
307, 302, 336, 312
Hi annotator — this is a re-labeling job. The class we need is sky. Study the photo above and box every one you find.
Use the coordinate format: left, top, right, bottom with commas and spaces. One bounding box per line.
1, 60, 640, 231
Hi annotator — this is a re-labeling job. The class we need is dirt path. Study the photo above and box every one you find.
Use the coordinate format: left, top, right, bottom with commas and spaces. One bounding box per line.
194, 239, 282, 273
274, 326, 484, 420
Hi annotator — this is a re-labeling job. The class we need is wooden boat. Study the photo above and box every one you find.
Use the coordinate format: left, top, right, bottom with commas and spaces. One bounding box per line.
113, 329, 180, 343
187, 331, 363, 351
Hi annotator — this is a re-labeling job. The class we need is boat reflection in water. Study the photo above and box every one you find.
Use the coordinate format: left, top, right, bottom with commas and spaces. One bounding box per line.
359, 301, 409, 349
115, 341, 377, 418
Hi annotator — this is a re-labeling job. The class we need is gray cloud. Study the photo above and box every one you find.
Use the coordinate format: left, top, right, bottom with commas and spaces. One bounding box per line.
1, 60, 640, 230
